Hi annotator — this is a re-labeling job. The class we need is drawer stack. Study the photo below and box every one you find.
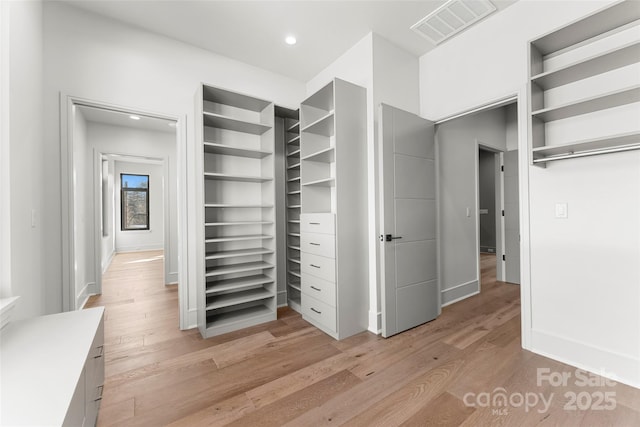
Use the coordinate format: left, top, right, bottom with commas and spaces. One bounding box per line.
300, 213, 337, 334
299, 78, 368, 340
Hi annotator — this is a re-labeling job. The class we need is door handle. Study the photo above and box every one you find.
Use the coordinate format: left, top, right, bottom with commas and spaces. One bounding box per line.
382, 234, 402, 242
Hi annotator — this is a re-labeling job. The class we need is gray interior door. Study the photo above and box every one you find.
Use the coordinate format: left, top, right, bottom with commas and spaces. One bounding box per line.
379, 104, 439, 338
504, 150, 520, 284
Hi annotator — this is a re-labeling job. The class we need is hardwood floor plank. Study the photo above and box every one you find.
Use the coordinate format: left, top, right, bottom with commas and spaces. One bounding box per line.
88, 251, 640, 427
400, 391, 476, 427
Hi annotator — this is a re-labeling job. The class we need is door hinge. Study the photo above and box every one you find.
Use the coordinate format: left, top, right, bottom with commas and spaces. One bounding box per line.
501, 165, 504, 172
502, 254, 506, 261
502, 210, 505, 216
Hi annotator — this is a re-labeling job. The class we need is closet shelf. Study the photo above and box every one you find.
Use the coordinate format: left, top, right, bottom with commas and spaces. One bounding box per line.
287, 204, 302, 209
205, 305, 273, 330
532, 131, 640, 163
288, 135, 301, 144
287, 162, 301, 170
206, 288, 273, 311
287, 190, 301, 195
289, 270, 301, 278
287, 121, 300, 132
205, 261, 274, 277
288, 281, 301, 292
205, 203, 273, 208
203, 85, 271, 112
531, 41, 640, 90
205, 221, 273, 226
204, 172, 273, 182
302, 146, 335, 163
287, 258, 301, 265
203, 112, 271, 135
287, 176, 301, 182
287, 233, 300, 237
287, 245, 301, 251
531, 85, 640, 122
287, 148, 301, 157
288, 219, 300, 224
301, 112, 335, 137
206, 274, 273, 294
205, 247, 273, 260
205, 234, 273, 243
301, 177, 335, 187
203, 142, 272, 159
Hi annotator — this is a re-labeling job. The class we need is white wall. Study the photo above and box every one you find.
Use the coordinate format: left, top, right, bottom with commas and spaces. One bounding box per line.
114, 160, 164, 252
87, 122, 178, 282
5, 0, 45, 320
420, 0, 640, 386
0, 0, 11, 300
435, 107, 506, 305
306, 32, 421, 332
42, 2, 305, 325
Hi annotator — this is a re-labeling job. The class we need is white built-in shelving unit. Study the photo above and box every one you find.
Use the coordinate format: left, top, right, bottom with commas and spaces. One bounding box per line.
528, 0, 640, 165
195, 84, 277, 338
299, 78, 368, 340
276, 107, 303, 313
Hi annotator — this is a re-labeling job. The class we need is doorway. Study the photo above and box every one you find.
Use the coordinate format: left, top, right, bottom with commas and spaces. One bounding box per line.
61, 96, 190, 329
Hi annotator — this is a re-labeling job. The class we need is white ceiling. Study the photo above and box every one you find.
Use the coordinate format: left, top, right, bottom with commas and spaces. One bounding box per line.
78, 105, 177, 134
62, 0, 518, 82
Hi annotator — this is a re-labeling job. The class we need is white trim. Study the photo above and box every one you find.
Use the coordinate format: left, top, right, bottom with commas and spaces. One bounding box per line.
166, 271, 178, 285
368, 310, 381, 334
187, 308, 198, 330
442, 290, 480, 307
61, 95, 190, 331
441, 278, 478, 293
0, 0, 11, 299
531, 329, 640, 389
434, 94, 518, 125
102, 249, 115, 274
115, 245, 164, 253
474, 140, 481, 293
517, 87, 532, 350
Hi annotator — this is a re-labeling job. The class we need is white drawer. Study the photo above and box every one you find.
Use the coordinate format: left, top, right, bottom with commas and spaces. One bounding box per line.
302, 294, 336, 333
301, 232, 335, 259
301, 252, 335, 283
300, 213, 335, 235
302, 274, 336, 306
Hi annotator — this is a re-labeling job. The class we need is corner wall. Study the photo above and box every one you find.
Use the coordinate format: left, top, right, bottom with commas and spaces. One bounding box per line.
419, 0, 640, 386
6, 0, 45, 320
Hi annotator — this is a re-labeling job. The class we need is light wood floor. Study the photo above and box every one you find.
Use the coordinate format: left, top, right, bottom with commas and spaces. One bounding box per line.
86, 251, 640, 426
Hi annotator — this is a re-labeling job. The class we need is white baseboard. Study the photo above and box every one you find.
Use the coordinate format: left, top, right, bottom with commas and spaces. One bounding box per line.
368, 310, 381, 334
76, 282, 94, 309
166, 271, 178, 284
531, 328, 640, 389
441, 279, 479, 306
116, 244, 163, 253
102, 250, 115, 273
186, 308, 198, 330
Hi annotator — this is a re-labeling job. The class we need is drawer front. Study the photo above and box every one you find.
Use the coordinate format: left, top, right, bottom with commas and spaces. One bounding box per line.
302, 294, 337, 333
302, 274, 336, 307
301, 252, 335, 283
300, 213, 335, 235
301, 232, 335, 259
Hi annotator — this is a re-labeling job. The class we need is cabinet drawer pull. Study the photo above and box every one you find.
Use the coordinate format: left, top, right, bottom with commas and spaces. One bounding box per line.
310, 264, 320, 269
310, 242, 320, 246
310, 286, 321, 291
94, 346, 104, 358
309, 222, 320, 225
311, 307, 322, 314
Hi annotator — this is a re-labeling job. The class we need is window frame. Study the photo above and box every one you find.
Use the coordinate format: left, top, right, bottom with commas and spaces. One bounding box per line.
120, 173, 150, 231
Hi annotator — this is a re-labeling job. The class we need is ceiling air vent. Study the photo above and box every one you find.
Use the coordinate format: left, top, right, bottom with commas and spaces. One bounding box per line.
411, 0, 497, 45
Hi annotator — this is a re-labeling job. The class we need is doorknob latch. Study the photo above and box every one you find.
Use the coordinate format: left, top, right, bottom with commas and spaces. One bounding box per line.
380, 234, 402, 242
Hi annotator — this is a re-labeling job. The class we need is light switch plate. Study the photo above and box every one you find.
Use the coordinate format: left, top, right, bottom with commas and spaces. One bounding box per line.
555, 203, 568, 219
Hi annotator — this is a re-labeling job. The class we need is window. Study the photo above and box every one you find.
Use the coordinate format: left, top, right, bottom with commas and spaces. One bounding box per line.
121, 174, 149, 231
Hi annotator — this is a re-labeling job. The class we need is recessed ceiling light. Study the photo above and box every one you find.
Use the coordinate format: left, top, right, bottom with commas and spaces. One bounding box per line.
129, 115, 141, 120
285, 35, 297, 46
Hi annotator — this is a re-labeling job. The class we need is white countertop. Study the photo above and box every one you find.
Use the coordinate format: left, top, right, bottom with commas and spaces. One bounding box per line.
1, 307, 104, 426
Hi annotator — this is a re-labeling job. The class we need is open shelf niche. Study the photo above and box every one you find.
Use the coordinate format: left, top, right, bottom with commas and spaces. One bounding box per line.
528, 0, 640, 165
275, 106, 302, 313
195, 83, 277, 338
